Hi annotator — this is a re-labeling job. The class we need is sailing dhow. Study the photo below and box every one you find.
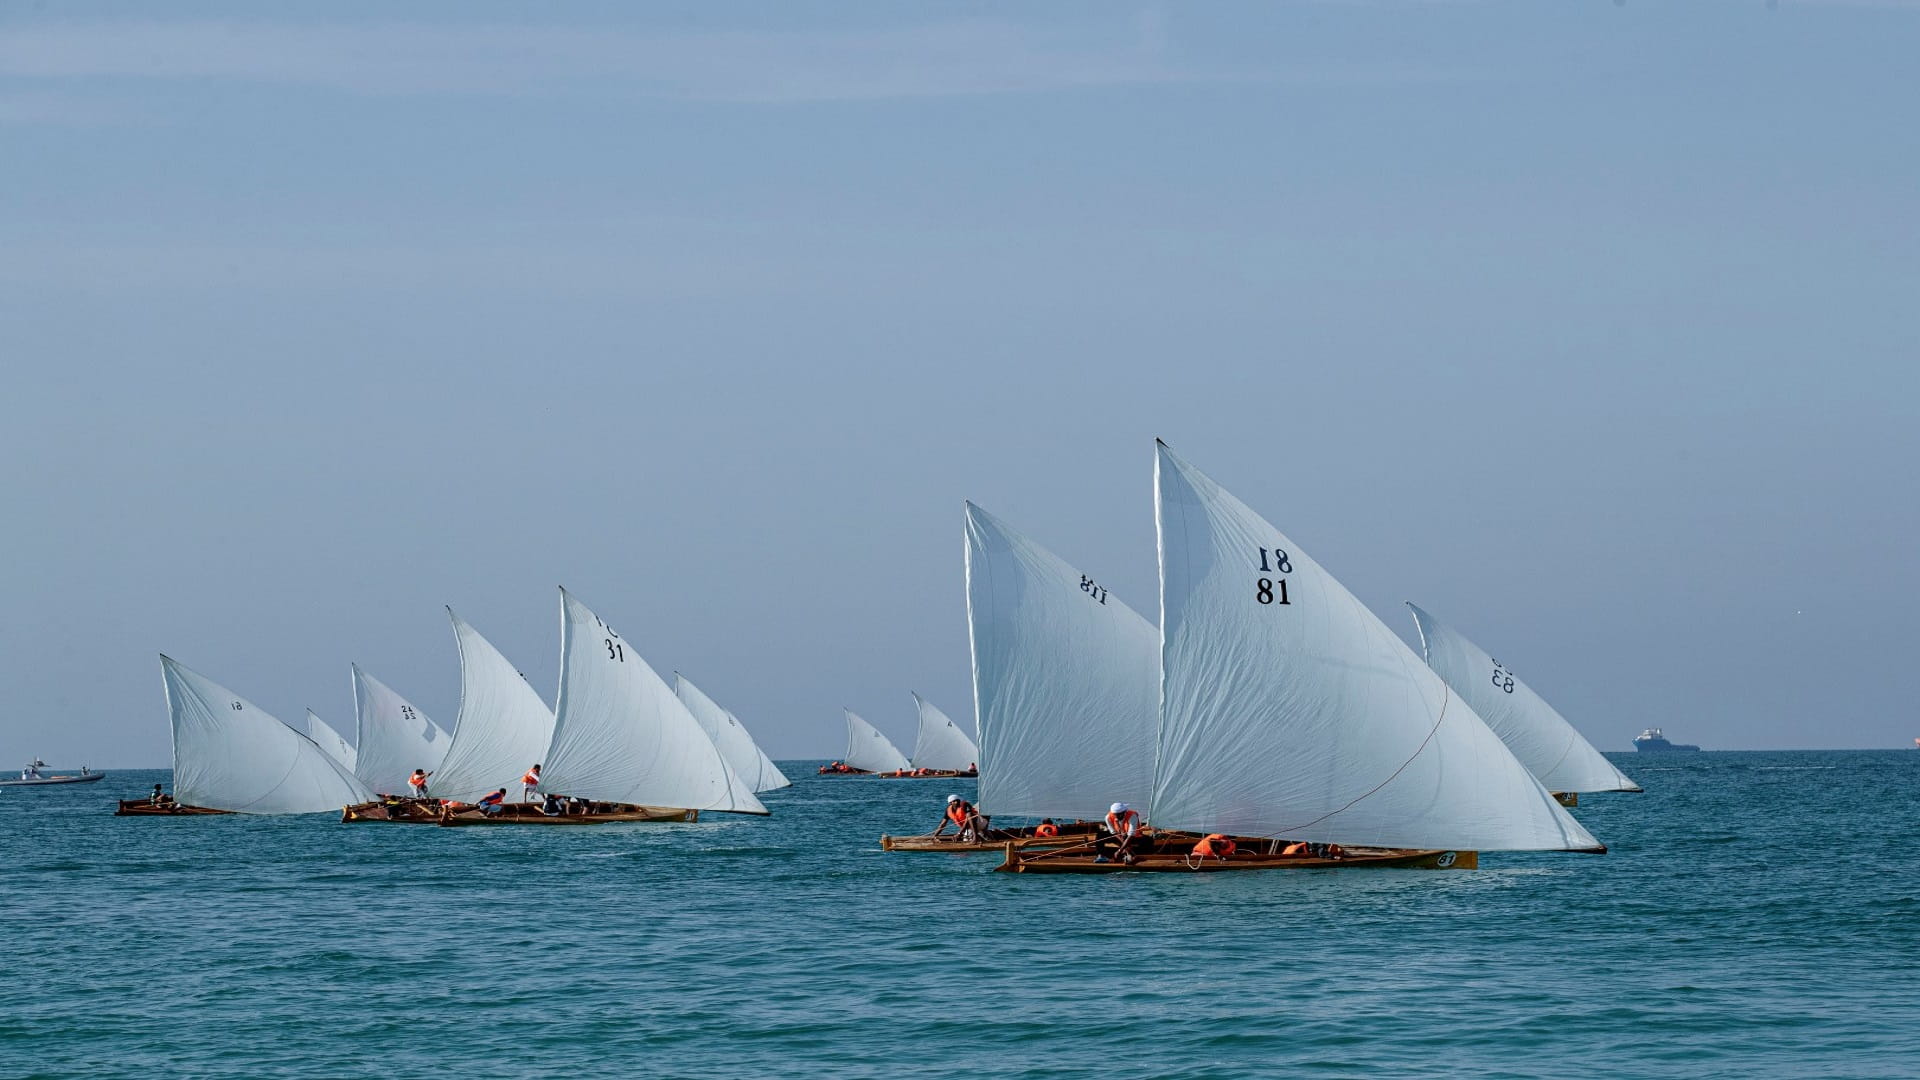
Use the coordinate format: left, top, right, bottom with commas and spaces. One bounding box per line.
350, 664, 451, 797
1004, 442, 1603, 872
1406, 603, 1640, 800
821, 710, 911, 775
450, 588, 767, 824
344, 609, 554, 822
881, 502, 1156, 852
120, 656, 372, 816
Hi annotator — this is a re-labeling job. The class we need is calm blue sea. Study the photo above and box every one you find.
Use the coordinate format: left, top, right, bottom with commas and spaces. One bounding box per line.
3, 751, 1917, 1078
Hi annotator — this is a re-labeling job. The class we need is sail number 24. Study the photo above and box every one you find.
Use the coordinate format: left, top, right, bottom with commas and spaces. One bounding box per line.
1256, 547, 1292, 606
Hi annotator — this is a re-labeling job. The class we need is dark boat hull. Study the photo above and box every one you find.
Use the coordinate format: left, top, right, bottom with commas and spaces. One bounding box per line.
436, 802, 698, 826
115, 800, 230, 817
881, 823, 1098, 852
997, 835, 1477, 874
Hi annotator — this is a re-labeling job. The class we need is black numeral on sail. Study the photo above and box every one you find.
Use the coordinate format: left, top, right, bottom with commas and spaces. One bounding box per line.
1255, 547, 1293, 606
605, 639, 624, 662
1078, 575, 1109, 605
231, 701, 243, 711
1490, 661, 1514, 693
400, 705, 416, 720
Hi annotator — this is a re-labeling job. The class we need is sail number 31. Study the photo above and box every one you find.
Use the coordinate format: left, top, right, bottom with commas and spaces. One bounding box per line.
1256, 547, 1292, 606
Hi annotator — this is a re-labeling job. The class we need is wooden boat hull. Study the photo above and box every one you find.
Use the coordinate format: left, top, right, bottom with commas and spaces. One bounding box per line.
871, 770, 978, 780
341, 798, 446, 824
114, 800, 231, 817
1554, 791, 1578, 808
881, 824, 1099, 852
436, 802, 698, 826
998, 839, 1477, 874
816, 767, 875, 775
2, 773, 107, 786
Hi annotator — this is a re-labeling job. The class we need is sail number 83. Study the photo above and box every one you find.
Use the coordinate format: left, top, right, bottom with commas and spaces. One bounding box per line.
1256, 547, 1292, 606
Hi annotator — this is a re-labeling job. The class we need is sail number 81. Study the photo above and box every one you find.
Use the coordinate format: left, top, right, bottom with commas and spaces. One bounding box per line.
1256, 547, 1292, 606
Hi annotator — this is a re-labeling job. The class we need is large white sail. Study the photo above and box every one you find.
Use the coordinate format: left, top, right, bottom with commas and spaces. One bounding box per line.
674, 673, 792, 793
305, 709, 358, 775
1151, 442, 1602, 852
351, 664, 452, 795
1407, 604, 1640, 795
542, 590, 766, 814
966, 502, 1158, 820
430, 609, 557, 803
908, 693, 979, 772
675, 675, 791, 793
843, 710, 910, 774
162, 656, 371, 814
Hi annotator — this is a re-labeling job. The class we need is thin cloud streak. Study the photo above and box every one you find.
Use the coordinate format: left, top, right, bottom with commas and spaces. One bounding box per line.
0, 19, 1475, 104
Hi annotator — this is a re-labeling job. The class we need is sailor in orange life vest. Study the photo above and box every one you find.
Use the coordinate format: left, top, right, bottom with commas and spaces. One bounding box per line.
934, 794, 985, 842
1032, 819, 1060, 839
1192, 833, 1237, 859
408, 769, 431, 797
1097, 802, 1144, 863
477, 788, 507, 816
521, 764, 541, 802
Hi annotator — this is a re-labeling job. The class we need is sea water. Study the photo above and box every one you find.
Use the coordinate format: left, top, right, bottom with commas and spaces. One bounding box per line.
3, 751, 1916, 1078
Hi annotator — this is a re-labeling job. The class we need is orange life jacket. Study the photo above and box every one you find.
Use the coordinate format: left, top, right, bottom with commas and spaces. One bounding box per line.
946, 803, 972, 826
1105, 809, 1140, 836
521, 770, 540, 786
1193, 833, 1236, 857
409, 771, 427, 787
1033, 823, 1059, 838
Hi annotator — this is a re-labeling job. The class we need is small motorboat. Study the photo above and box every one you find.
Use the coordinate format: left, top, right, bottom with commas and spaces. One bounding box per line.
2, 761, 107, 787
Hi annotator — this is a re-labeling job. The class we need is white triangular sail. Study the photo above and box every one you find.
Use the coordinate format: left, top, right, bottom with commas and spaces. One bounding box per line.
162, 656, 371, 814
305, 709, 357, 775
1407, 604, 1640, 795
908, 693, 979, 772
843, 710, 910, 774
431, 609, 556, 803
1151, 442, 1602, 852
966, 502, 1158, 820
673, 674, 791, 793
542, 590, 766, 814
351, 664, 452, 795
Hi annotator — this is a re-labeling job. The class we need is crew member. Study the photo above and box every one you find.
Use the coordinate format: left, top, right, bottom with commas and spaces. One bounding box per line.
150, 783, 169, 806
1033, 819, 1060, 839
521, 764, 542, 802
1192, 833, 1237, 860
408, 769, 431, 797
935, 794, 983, 841
1098, 802, 1144, 863
477, 788, 507, 816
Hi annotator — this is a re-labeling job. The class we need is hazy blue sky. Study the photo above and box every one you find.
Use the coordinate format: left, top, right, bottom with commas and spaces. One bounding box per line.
4, 1, 1915, 766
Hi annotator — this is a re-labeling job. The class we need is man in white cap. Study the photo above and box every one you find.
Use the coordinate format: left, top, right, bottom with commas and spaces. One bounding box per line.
1098, 801, 1144, 863
933, 793, 985, 842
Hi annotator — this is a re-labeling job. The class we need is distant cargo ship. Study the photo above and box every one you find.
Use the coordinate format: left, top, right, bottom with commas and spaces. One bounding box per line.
1633, 727, 1700, 752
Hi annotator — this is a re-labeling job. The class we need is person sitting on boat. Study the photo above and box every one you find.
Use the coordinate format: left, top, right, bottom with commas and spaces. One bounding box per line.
1192, 833, 1237, 860
1033, 819, 1059, 839
541, 793, 565, 816
935, 794, 983, 841
478, 788, 507, 816
149, 783, 171, 806
408, 769, 431, 797
521, 764, 542, 802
